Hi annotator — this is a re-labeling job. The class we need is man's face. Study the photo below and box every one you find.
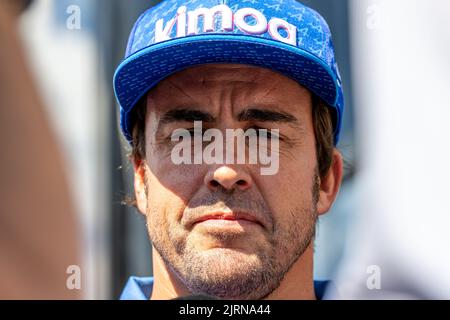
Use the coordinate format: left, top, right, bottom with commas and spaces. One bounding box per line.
136, 64, 322, 299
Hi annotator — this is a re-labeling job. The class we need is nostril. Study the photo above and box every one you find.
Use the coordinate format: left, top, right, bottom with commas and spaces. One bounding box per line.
209, 180, 220, 188
236, 179, 247, 186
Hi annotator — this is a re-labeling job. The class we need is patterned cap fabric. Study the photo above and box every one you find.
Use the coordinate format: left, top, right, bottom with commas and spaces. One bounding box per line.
113, 0, 344, 144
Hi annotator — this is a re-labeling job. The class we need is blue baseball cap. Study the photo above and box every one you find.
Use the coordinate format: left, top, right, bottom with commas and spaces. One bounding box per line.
113, 0, 344, 145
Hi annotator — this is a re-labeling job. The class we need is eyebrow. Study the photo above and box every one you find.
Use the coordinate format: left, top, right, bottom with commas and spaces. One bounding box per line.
157, 107, 300, 130
159, 109, 215, 124
238, 108, 300, 128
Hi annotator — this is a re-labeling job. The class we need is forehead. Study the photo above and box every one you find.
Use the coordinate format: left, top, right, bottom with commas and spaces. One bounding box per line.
146, 64, 311, 109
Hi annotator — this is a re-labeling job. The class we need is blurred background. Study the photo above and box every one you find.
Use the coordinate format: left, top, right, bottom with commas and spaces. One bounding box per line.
1, 0, 449, 299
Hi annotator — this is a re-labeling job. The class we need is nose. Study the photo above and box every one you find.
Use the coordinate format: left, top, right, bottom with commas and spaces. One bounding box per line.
204, 165, 252, 192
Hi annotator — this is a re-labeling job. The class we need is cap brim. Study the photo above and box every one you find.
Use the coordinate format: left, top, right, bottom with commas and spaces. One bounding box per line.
113, 34, 340, 143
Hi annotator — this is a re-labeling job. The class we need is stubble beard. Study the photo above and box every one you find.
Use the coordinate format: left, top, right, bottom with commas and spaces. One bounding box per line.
146, 172, 320, 300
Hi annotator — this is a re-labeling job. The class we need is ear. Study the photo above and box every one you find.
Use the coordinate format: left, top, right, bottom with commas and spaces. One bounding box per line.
317, 149, 344, 216
133, 158, 148, 215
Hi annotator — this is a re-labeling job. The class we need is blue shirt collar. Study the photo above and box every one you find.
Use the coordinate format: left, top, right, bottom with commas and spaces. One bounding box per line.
119, 276, 334, 300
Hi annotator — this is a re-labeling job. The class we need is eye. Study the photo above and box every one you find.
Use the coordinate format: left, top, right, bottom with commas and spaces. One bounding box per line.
187, 128, 206, 136
247, 126, 281, 140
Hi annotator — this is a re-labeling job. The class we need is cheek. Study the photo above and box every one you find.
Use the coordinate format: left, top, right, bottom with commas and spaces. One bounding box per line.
254, 149, 317, 223
147, 144, 206, 201
148, 159, 204, 203
145, 156, 207, 227
144, 167, 193, 252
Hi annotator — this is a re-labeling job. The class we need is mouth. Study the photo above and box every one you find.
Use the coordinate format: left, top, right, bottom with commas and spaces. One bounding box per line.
193, 211, 265, 229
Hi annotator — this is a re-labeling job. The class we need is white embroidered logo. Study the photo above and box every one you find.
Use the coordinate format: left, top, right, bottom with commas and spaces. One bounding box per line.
155, 4, 297, 46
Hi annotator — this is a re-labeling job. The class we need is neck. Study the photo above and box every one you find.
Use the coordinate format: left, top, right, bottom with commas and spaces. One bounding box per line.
150, 242, 316, 300
264, 242, 316, 300
150, 248, 191, 300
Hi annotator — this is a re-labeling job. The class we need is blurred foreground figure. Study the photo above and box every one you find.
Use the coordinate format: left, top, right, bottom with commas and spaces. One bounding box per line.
0, 0, 81, 299
330, 0, 450, 299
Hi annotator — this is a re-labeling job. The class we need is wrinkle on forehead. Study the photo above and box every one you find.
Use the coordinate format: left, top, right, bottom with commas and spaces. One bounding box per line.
146, 64, 311, 115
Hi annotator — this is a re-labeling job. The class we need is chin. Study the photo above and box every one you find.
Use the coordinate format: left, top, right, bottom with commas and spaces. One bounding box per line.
189, 237, 264, 256
192, 245, 264, 269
